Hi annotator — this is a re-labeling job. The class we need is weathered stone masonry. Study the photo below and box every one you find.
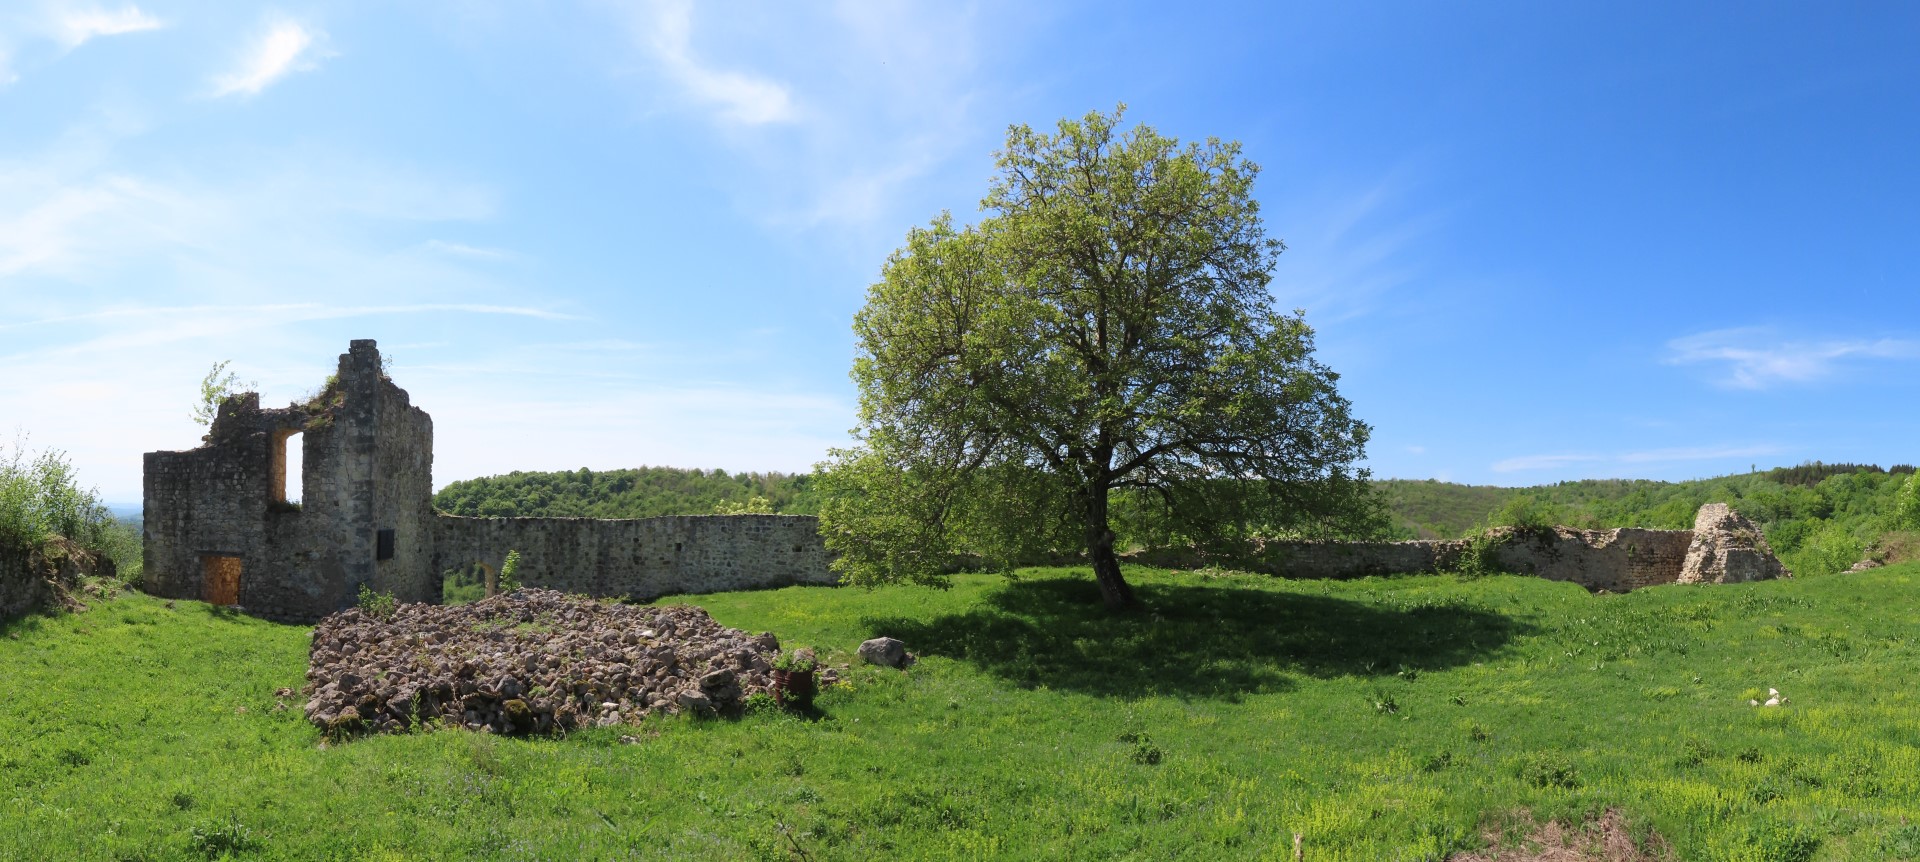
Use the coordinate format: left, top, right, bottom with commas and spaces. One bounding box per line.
1, 539, 117, 620
431, 514, 833, 602
142, 340, 833, 623
1152, 503, 1787, 591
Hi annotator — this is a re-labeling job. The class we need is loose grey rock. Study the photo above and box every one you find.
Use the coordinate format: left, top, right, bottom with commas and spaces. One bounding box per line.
676, 690, 713, 714
304, 589, 781, 736
858, 636, 913, 668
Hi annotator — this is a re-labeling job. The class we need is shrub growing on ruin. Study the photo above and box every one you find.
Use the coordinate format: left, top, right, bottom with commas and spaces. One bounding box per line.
355, 584, 397, 620
189, 360, 255, 427
499, 549, 523, 593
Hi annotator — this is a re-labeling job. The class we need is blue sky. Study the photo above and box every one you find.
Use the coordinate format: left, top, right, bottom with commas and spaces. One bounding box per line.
3, 1, 1917, 507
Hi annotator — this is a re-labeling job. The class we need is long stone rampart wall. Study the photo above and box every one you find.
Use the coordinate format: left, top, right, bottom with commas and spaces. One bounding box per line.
430, 513, 835, 601
1142, 525, 1709, 592
1485, 527, 1696, 592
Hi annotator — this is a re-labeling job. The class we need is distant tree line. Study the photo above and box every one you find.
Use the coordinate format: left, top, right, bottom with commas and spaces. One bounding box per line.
432, 467, 821, 519
1761, 461, 1914, 488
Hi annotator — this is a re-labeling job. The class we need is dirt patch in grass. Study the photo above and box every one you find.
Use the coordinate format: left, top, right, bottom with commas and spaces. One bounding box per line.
1448, 809, 1669, 862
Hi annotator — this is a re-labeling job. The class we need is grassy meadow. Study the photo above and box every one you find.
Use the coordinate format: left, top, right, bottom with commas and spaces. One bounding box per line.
3, 565, 1920, 861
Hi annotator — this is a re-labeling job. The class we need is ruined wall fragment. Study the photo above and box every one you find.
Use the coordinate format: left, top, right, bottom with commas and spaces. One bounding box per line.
430, 513, 834, 601
1140, 503, 1785, 592
142, 340, 437, 622
1677, 502, 1791, 584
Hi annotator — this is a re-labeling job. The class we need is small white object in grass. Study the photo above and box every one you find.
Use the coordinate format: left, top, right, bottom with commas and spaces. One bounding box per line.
1768, 687, 1779, 697
1764, 697, 1781, 707
1749, 699, 1760, 706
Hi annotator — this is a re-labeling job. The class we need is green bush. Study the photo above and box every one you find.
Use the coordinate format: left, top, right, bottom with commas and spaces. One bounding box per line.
0, 436, 117, 554
1895, 473, 1920, 530
355, 584, 397, 620
1783, 520, 1865, 577
499, 549, 523, 593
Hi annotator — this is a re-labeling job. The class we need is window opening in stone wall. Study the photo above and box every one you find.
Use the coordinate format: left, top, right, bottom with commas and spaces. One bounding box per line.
202, 555, 242, 606
271, 429, 305, 507
376, 528, 395, 560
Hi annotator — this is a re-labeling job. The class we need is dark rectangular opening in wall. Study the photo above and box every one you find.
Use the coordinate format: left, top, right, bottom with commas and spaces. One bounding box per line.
201, 555, 241, 606
376, 529, 395, 561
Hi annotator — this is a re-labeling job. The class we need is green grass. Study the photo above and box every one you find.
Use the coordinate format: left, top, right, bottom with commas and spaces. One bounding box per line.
4, 566, 1920, 860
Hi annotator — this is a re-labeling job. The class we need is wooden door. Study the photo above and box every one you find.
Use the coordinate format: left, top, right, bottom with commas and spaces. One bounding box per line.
202, 555, 241, 606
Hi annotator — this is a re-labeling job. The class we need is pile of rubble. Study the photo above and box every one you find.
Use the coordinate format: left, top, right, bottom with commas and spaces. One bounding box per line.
304, 589, 792, 736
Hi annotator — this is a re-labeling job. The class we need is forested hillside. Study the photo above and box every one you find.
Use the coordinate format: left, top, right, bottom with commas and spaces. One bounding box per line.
433, 467, 819, 519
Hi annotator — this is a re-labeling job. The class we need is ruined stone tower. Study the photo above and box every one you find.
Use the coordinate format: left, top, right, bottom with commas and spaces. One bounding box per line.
143, 340, 436, 621
142, 339, 835, 623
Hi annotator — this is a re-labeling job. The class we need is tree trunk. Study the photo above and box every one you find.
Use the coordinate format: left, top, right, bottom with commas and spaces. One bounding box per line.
1083, 488, 1136, 610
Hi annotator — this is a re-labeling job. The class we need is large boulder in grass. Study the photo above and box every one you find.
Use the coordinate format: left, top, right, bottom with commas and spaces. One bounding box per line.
1677, 503, 1790, 584
858, 636, 913, 668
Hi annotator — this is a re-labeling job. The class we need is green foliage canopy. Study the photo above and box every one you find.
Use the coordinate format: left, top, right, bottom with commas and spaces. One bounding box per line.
820, 107, 1379, 608
434, 466, 818, 519
0, 435, 114, 552
1896, 472, 1920, 530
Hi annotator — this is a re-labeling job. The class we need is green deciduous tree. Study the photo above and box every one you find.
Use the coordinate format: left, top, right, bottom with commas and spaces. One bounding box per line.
819, 106, 1381, 609
1895, 472, 1920, 530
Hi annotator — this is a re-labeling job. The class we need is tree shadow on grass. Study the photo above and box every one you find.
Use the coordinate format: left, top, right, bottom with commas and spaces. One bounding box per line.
861, 575, 1532, 700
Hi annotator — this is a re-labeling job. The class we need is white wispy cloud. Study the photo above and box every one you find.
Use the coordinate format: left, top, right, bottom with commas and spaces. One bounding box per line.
1619, 444, 1783, 464
1491, 453, 1601, 473
212, 18, 328, 98
0, 137, 496, 284
1665, 327, 1920, 389
0, 3, 161, 86
56, 5, 164, 48
1266, 170, 1444, 324
421, 240, 514, 261
1494, 444, 1784, 474
0, 303, 579, 339
599, 1, 1000, 237
634, 0, 796, 125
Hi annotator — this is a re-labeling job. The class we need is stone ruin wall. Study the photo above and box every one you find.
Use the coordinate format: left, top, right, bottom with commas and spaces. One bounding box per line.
1208, 505, 1778, 592
144, 341, 438, 622
143, 339, 838, 623
1483, 527, 1697, 591
1232, 529, 1693, 590
1, 540, 118, 621
0, 545, 43, 620
431, 513, 834, 602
